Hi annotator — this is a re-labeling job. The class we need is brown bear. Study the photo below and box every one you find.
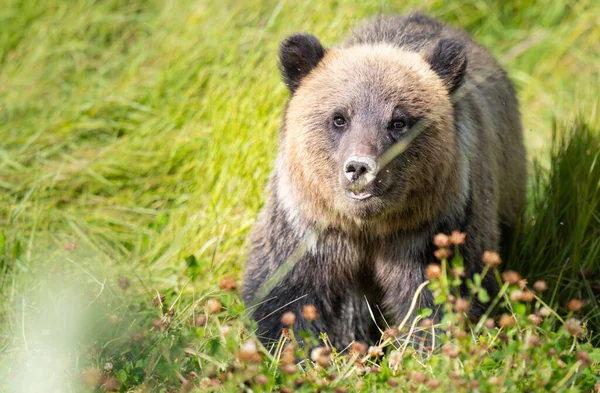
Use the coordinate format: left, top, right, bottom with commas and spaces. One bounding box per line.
242, 12, 527, 349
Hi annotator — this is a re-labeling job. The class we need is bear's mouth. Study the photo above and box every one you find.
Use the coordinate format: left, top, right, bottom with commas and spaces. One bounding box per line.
342, 173, 387, 201
345, 189, 373, 200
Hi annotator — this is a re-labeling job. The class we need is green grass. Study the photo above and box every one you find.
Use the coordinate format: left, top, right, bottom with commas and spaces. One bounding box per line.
1, 0, 599, 392
506, 120, 600, 344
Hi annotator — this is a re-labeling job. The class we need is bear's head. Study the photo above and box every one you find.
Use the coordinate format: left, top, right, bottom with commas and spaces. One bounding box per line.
275, 33, 470, 234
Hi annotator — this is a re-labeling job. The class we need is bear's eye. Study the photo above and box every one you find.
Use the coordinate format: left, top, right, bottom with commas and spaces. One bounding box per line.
391, 119, 407, 129
333, 115, 347, 128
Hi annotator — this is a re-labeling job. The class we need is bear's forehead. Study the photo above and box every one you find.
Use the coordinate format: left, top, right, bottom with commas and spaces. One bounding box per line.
291, 44, 448, 118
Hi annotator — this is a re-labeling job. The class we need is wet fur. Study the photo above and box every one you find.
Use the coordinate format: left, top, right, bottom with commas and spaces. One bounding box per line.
242, 13, 527, 349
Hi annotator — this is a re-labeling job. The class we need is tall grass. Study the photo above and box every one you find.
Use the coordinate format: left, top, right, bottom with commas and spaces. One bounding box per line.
507, 120, 600, 342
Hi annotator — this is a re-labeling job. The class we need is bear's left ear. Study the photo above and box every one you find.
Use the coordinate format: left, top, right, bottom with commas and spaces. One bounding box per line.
426, 39, 468, 95
279, 33, 326, 93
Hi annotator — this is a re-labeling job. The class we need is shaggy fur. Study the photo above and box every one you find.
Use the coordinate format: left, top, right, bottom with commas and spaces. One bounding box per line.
242, 13, 527, 349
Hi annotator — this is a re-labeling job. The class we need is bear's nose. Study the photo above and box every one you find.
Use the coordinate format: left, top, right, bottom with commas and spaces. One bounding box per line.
344, 156, 378, 183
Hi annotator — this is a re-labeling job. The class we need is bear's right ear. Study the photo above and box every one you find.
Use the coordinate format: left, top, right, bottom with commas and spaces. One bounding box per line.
279, 33, 325, 93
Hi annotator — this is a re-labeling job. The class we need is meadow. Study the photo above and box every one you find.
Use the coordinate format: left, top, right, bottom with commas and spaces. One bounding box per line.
1, 0, 599, 391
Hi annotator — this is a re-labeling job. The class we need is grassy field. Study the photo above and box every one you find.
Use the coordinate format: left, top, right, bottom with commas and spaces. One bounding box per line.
1, 0, 599, 392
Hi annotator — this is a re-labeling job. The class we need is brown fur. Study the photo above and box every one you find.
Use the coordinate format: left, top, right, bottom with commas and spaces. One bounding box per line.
242, 13, 527, 349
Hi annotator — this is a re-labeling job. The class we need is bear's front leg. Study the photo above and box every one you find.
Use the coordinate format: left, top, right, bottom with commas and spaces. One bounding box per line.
375, 244, 438, 328
243, 257, 341, 349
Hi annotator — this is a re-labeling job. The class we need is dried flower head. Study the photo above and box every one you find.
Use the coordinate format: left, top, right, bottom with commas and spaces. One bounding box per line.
294, 378, 306, 388
82, 368, 102, 387
453, 329, 467, 340
487, 376, 503, 386
426, 264, 442, 280
564, 318, 583, 337
367, 346, 384, 358
64, 242, 77, 251
311, 347, 333, 367
281, 364, 297, 375
195, 314, 207, 327
499, 314, 515, 328
434, 248, 452, 260
420, 318, 434, 328
117, 276, 130, 291
533, 280, 548, 292
518, 279, 528, 290
280, 311, 296, 326
280, 345, 296, 365
302, 304, 318, 321
366, 365, 381, 374
428, 379, 442, 389
238, 339, 262, 363
411, 371, 427, 384
501, 270, 521, 285
521, 291, 535, 302
206, 299, 222, 314
453, 298, 470, 313
449, 231, 466, 246
103, 377, 120, 392
387, 350, 403, 370
433, 233, 450, 248
350, 341, 368, 357
254, 374, 269, 386
219, 326, 232, 336
509, 290, 524, 302
567, 299, 583, 312
539, 307, 553, 318
442, 343, 459, 358
528, 314, 543, 325
497, 332, 509, 343
383, 326, 399, 340
482, 251, 502, 267
484, 318, 495, 329
218, 276, 237, 292
527, 335, 542, 347
577, 351, 591, 366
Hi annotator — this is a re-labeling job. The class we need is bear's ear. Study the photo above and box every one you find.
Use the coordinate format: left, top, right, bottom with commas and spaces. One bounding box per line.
279, 33, 325, 93
426, 39, 468, 95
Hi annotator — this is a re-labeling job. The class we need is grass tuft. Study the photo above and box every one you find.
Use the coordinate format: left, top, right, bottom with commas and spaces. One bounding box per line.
507, 119, 600, 343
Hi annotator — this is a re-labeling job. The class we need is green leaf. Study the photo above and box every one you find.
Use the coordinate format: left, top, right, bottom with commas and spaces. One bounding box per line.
434, 294, 446, 304
478, 288, 490, 303
117, 369, 128, 383
451, 251, 464, 268
513, 302, 527, 316
589, 348, 600, 362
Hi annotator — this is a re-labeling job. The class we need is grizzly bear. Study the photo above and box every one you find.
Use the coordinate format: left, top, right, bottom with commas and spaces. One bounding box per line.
242, 12, 527, 349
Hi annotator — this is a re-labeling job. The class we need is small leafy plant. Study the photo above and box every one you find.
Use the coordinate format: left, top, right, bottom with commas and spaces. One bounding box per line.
65, 234, 599, 393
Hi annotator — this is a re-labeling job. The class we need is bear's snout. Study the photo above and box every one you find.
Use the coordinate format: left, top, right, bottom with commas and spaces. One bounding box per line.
343, 156, 378, 184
